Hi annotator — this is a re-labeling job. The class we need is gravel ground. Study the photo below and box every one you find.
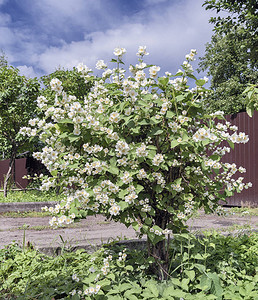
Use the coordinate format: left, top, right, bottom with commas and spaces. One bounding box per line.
0, 210, 257, 254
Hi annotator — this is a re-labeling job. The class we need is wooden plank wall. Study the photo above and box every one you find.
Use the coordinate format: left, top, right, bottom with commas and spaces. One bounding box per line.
222, 111, 258, 206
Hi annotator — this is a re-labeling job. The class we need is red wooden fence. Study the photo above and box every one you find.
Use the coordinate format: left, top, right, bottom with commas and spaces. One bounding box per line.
222, 111, 258, 206
0, 158, 28, 189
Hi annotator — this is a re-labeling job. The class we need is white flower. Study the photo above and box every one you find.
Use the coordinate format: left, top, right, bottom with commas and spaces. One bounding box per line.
136, 143, 148, 157
109, 204, 120, 216
77, 63, 92, 74
152, 153, 164, 166
115, 140, 130, 156
149, 65, 160, 78
72, 274, 79, 282
109, 112, 120, 123
113, 47, 126, 57
137, 46, 149, 56
96, 60, 107, 70
177, 212, 186, 219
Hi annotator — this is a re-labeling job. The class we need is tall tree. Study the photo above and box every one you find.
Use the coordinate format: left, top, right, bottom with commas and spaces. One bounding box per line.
199, 0, 258, 114
0, 64, 40, 196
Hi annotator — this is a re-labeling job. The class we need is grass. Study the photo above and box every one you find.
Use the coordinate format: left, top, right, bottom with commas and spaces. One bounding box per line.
0, 211, 51, 218
227, 206, 258, 216
0, 190, 64, 203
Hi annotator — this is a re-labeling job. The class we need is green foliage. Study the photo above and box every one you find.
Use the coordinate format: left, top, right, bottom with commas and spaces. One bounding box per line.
203, 0, 258, 33
0, 232, 257, 299
199, 0, 258, 114
0, 190, 64, 203
244, 84, 258, 117
40, 67, 92, 103
0, 65, 40, 157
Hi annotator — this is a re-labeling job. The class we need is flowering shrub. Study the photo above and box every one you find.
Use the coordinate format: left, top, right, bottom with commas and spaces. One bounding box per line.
20, 46, 251, 278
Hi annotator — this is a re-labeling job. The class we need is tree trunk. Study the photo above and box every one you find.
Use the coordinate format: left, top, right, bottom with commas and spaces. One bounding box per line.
3, 150, 16, 197
148, 210, 170, 280
148, 238, 170, 280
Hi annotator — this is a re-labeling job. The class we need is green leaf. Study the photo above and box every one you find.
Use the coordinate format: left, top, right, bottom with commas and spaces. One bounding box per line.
119, 283, 133, 292
118, 189, 128, 199
135, 184, 144, 193
158, 77, 169, 86
125, 265, 134, 272
246, 106, 254, 117
193, 253, 204, 260
196, 79, 206, 86
124, 294, 138, 300
118, 201, 129, 211
166, 110, 175, 119
181, 278, 190, 291
208, 272, 223, 297
68, 134, 80, 142
185, 270, 195, 281
138, 119, 149, 125
127, 120, 135, 128
171, 278, 181, 287
109, 165, 119, 175
150, 127, 163, 136
166, 288, 186, 298
200, 274, 212, 291
162, 285, 175, 298
150, 116, 162, 124
145, 281, 159, 297
171, 140, 179, 149
227, 139, 235, 149
109, 90, 123, 95
57, 118, 74, 124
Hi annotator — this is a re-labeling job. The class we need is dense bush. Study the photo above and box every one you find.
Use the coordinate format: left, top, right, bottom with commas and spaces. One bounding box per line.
20, 46, 251, 277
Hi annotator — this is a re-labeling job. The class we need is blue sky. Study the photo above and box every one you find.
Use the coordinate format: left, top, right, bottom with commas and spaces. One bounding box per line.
0, 0, 215, 79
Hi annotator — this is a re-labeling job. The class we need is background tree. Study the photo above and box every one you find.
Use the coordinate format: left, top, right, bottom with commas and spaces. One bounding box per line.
199, 0, 258, 114
0, 63, 40, 196
40, 67, 91, 102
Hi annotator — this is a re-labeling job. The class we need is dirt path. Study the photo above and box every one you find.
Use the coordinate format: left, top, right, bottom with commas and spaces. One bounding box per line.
1, 211, 257, 254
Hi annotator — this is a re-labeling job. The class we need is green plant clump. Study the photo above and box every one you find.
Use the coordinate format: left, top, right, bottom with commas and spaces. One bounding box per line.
0, 232, 257, 299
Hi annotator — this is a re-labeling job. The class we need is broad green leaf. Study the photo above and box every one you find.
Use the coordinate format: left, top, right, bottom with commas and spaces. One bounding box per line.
68, 135, 80, 142
246, 106, 254, 117
150, 127, 163, 136
196, 79, 206, 86
150, 116, 162, 124
118, 201, 129, 211
158, 77, 169, 86
145, 281, 159, 297
185, 270, 195, 281
57, 118, 74, 124
109, 165, 119, 175
171, 140, 179, 149
138, 119, 149, 125
166, 110, 175, 118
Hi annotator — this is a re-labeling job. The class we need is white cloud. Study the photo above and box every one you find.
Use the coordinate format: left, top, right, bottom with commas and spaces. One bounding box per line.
17, 65, 37, 78
144, 0, 170, 5
0, 0, 214, 79
35, 0, 213, 75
